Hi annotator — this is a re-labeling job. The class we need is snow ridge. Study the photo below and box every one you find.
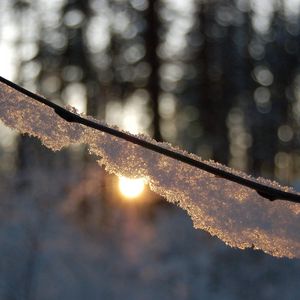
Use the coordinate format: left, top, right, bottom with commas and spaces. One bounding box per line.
0, 81, 300, 258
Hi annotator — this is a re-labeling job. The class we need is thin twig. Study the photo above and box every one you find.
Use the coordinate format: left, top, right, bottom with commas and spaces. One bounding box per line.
0, 75, 300, 204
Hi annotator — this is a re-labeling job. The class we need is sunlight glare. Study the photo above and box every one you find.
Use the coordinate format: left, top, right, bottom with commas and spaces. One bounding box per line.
118, 176, 145, 199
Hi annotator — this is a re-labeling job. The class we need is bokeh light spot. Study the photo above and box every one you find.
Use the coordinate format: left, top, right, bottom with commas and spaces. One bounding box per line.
118, 176, 145, 199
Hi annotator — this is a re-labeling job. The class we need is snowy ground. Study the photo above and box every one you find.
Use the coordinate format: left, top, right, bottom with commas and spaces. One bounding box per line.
0, 167, 300, 300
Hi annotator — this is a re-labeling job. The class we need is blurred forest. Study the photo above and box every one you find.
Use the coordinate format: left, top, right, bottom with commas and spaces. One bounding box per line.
1, 0, 300, 181
1, 0, 300, 299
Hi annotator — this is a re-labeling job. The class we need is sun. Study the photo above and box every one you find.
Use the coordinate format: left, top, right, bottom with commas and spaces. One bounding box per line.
118, 176, 145, 200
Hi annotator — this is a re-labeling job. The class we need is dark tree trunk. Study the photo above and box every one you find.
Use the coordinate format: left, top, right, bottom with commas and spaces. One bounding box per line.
145, 0, 162, 141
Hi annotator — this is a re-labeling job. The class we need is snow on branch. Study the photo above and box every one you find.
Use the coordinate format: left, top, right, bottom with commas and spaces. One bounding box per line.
0, 76, 300, 258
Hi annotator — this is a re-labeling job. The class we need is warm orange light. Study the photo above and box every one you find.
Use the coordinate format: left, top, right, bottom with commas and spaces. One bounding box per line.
118, 176, 145, 199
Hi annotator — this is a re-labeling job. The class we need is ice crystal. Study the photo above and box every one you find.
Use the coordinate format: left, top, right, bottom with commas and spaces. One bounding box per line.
1, 81, 300, 258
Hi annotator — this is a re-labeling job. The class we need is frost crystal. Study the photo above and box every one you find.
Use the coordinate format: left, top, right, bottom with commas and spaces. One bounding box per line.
1, 81, 300, 258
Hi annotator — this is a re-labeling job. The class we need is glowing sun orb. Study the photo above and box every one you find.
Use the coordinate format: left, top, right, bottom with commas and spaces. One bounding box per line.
118, 176, 145, 199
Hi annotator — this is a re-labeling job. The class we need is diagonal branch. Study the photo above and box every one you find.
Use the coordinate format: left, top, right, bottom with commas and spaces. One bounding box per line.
0, 75, 299, 204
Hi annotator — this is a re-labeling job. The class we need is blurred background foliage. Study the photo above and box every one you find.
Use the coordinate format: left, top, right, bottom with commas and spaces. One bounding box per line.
2, 0, 300, 299
1, 0, 300, 183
